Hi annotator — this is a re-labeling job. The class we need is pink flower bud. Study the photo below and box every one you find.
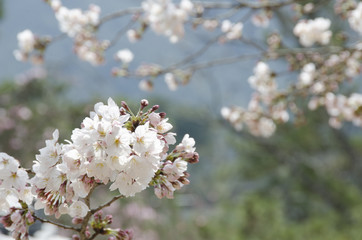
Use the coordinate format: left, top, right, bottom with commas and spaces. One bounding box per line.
159, 112, 166, 118
72, 217, 84, 225
140, 99, 149, 108
72, 234, 80, 240
105, 214, 113, 224
151, 105, 159, 112
26, 211, 34, 224
121, 101, 131, 111
94, 210, 103, 221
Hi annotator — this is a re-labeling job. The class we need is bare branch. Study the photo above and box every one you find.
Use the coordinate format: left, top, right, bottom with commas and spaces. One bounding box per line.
198, 0, 295, 9
98, 8, 142, 26
88, 232, 99, 240
33, 214, 79, 231
108, 19, 137, 49
189, 53, 261, 72
171, 34, 222, 69
91, 194, 125, 214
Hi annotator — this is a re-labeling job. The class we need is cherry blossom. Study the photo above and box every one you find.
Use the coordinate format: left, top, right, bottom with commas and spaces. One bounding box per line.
293, 18, 332, 47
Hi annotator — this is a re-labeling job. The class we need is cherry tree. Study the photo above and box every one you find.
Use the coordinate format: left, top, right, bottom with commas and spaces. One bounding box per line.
4, 0, 362, 239
13, 0, 362, 137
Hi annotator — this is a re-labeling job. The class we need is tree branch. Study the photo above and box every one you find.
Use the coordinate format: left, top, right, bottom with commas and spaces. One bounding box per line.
98, 7, 142, 26
88, 232, 99, 240
33, 214, 79, 231
198, 0, 295, 9
91, 194, 125, 214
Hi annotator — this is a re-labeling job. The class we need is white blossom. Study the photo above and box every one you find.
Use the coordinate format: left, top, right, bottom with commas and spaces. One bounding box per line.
299, 63, 316, 87
55, 4, 100, 37
293, 18, 332, 47
348, 2, 362, 35
68, 201, 89, 218
142, 0, 193, 43
115, 49, 134, 64
176, 134, 196, 153
163, 158, 187, 181
149, 112, 173, 133
16, 30, 36, 53
165, 73, 178, 91
13, 29, 36, 61
221, 20, 243, 41
248, 62, 277, 97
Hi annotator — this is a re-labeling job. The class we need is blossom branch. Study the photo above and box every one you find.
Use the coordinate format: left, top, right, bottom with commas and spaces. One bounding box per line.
198, 0, 295, 10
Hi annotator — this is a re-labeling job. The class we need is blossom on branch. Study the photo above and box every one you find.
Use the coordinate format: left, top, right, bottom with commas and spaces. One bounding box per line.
293, 18, 332, 47
142, 0, 194, 43
348, 2, 362, 34
0, 98, 198, 239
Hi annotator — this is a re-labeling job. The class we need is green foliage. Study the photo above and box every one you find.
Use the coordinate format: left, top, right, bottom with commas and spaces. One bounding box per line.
0, 76, 86, 167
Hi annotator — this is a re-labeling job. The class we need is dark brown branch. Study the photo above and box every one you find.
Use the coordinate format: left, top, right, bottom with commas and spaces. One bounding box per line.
88, 232, 99, 240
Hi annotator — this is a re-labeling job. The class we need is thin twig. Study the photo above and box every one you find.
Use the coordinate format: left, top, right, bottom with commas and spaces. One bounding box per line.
84, 184, 99, 208
189, 53, 261, 72
91, 194, 125, 214
98, 8, 142, 26
79, 184, 100, 240
171, 34, 222, 69
108, 19, 137, 49
198, 0, 295, 9
33, 214, 79, 231
240, 37, 266, 52
88, 232, 99, 240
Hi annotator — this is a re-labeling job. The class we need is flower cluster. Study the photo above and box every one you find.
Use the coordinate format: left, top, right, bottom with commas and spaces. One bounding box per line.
221, 62, 289, 138
248, 62, 277, 102
31, 98, 197, 218
13, 30, 36, 62
150, 134, 198, 198
0, 153, 32, 214
142, 0, 194, 43
0, 223, 68, 240
50, 0, 108, 65
220, 20, 243, 42
89, 210, 133, 240
324, 92, 362, 128
308, 92, 362, 129
0, 153, 34, 239
222, 44, 362, 137
1, 208, 34, 240
13, 30, 48, 64
298, 63, 316, 87
251, 9, 272, 28
221, 96, 285, 138
293, 18, 332, 47
0, 99, 198, 239
348, 2, 362, 35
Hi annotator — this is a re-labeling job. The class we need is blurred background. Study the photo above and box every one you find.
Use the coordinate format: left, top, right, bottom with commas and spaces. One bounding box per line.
1, 0, 362, 239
